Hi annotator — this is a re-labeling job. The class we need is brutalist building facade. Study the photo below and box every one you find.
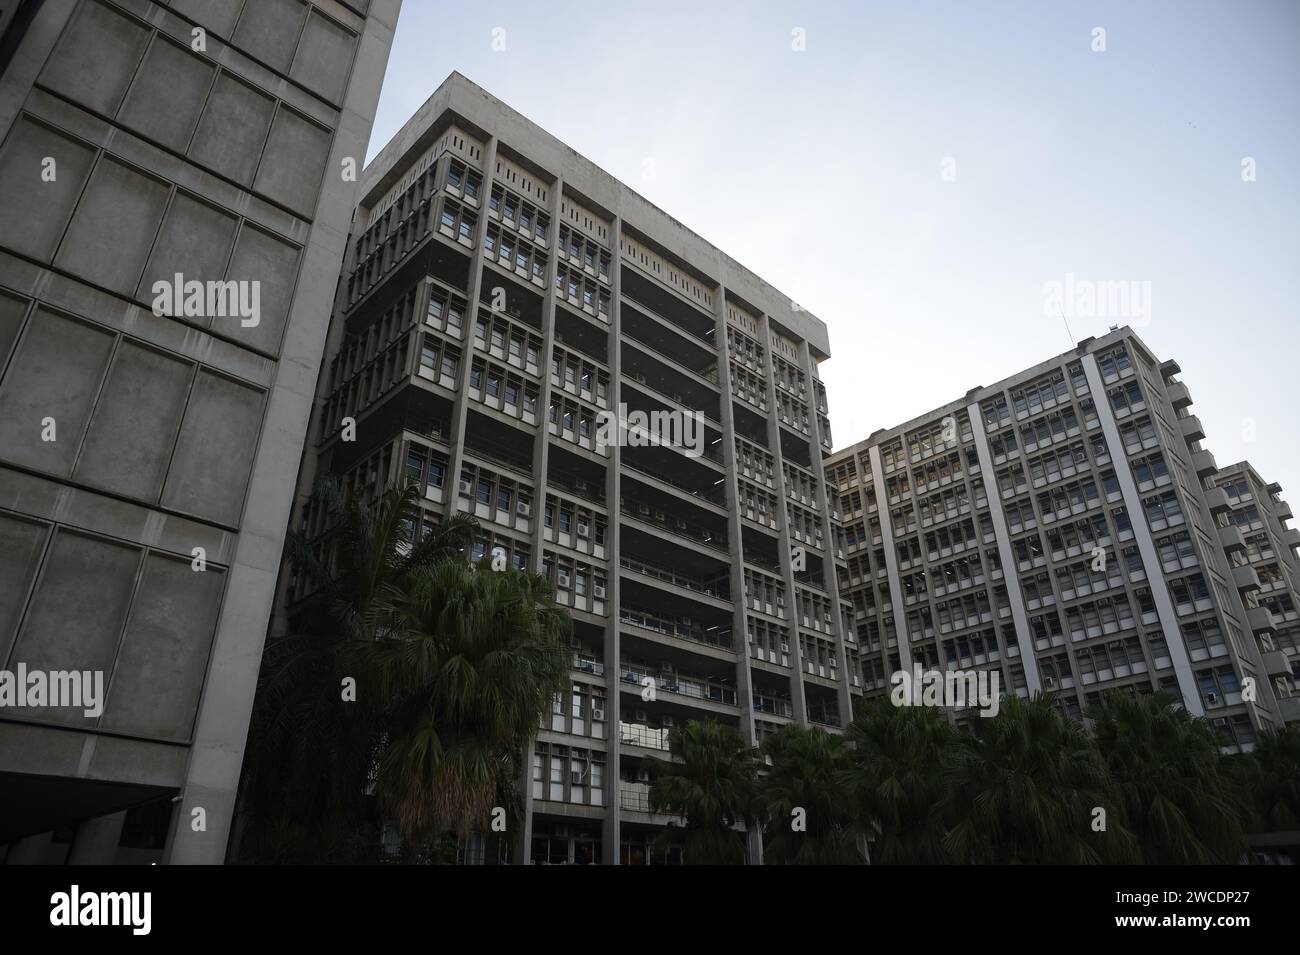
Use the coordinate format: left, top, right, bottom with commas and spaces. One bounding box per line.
0, 0, 399, 864
825, 327, 1292, 747
286, 72, 854, 865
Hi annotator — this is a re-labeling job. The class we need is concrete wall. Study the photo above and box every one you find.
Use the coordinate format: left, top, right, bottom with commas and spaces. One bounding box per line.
0, 0, 400, 863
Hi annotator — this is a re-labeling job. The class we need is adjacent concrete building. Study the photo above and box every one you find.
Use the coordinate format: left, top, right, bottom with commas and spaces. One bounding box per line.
0, 0, 400, 864
1207, 461, 1300, 723
825, 327, 1290, 747
286, 71, 853, 865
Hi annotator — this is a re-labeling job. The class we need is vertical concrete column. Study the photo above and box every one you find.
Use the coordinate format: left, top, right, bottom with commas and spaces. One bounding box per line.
966, 402, 1042, 695
443, 136, 500, 516
5, 831, 54, 865
601, 214, 624, 865
710, 273, 762, 864
759, 315, 810, 726
868, 445, 913, 672
68, 810, 127, 865
1082, 354, 1202, 713
799, 340, 855, 726
513, 174, 566, 865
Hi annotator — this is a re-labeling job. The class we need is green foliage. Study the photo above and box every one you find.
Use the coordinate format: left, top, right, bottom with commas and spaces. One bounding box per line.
646, 720, 758, 865
238, 479, 569, 863
758, 725, 865, 864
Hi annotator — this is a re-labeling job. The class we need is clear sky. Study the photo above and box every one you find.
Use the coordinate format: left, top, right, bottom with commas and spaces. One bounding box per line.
368, 0, 1300, 496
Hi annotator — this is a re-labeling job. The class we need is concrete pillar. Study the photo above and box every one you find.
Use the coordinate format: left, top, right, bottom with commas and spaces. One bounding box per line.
67, 811, 127, 865
5, 831, 54, 865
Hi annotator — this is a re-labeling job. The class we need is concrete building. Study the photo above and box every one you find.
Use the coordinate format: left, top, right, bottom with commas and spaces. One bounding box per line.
0, 0, 400, 864
286, 71, 853, 865
1207, 461, 1300, 723
825, 327, 1289, 748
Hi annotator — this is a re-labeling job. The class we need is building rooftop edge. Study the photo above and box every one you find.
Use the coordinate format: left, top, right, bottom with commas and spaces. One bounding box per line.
360, 71, 831, 358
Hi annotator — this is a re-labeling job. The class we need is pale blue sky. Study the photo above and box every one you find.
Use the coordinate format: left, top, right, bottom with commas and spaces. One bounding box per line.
368, 0, 1300, 496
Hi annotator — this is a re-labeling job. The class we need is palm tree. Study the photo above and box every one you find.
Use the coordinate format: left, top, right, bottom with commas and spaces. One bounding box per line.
644, 720, 759, 864
843, 699, 956, 863
942, 693, 1128, 864
369, 558, 572, 845
241, 479, 472, 861
758, 725, 865, 864
1239, 724, 1300, 834
1092, 690, 1246, 864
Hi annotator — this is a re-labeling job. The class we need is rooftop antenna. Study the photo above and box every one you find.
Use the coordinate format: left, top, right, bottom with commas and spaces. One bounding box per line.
1056, 304, 1074, 347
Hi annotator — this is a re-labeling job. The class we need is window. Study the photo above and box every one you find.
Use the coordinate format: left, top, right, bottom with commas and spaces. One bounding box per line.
476, 480, 492, 504
405, 448, 425, 483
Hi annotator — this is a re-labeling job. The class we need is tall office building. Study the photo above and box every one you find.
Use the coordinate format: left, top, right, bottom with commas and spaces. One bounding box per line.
286, 71, 852, 865
0, 0, 400, 864
1207, 461, 1300, 723
825, 327, 1292, 747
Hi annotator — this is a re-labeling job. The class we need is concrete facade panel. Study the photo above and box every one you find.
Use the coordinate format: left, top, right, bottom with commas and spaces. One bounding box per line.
160, 370, 263, 525
0, 116, 96, 261
99, 552, 225, 739
0, 309, 115, 476
73, 341, 193, 499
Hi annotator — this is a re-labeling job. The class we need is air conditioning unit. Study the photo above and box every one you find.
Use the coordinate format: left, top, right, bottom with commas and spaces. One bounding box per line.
517, 501, 531, 516
592, 705, 605, 721
1206, 691, 1219, 706
577, 523, 589, 538
660, 662, 675, 674
1212, 717, 1228, 727
634, 709, 648, 723
636, 769, 651, 783
660, 716, 674, 728
637, 503, 651, 516
458, 479, 472, 495
558, 569, 570, 587
593, 584, 606, 599
570, 771, 583, 785
1044, 675, 1056, 689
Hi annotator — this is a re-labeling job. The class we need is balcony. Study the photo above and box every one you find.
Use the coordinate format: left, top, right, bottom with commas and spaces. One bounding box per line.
1217, 525, 1247, 555
619, 556, 730, 602
1285, 527, 1300, 550
1276, 500, 1294, 521
619, 721, 671, 752
1261, 650, 1292, 678
1278, 696, 1300, 723
619, 783, 653, 814
573, 652, 606, 677
1166, 381, 1192, 409
1204, 486, 1230, 515
1179, 415, 1205, 442
1191, 448, 1217, 477
753, 695, 795, 719
618, 663, 738, 708
619, 606, 734, 650
1232, 565, 1262, 594
1247, 606, 1277, 635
